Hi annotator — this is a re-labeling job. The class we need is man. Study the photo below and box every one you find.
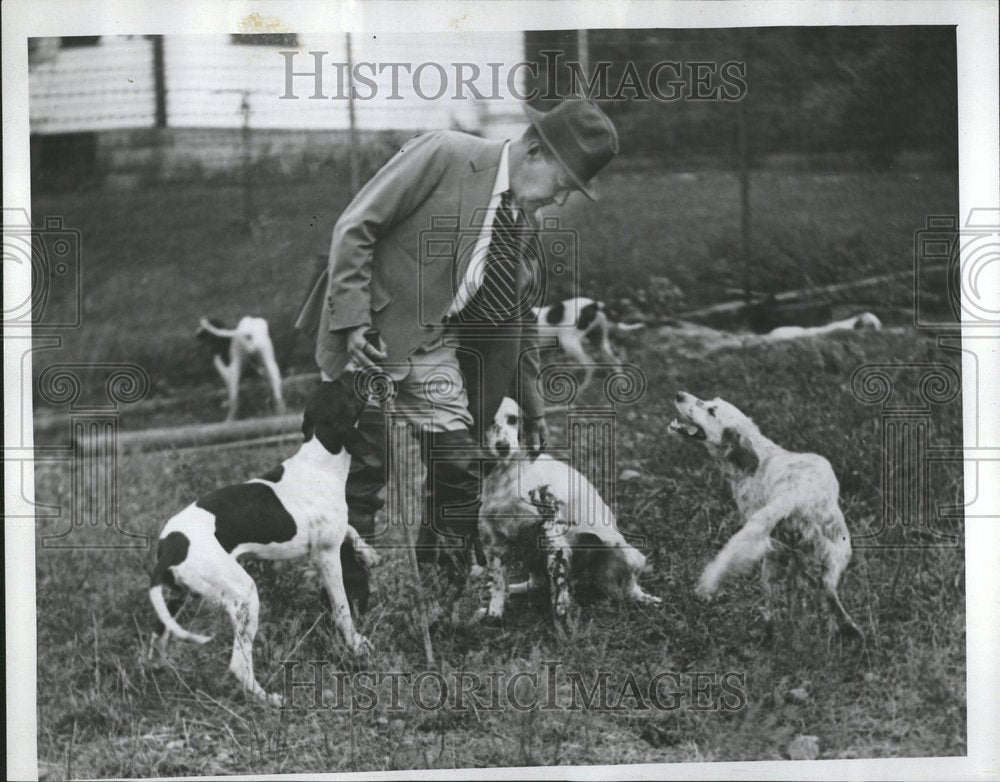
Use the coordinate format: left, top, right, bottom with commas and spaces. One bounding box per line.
295, 98, 620, 612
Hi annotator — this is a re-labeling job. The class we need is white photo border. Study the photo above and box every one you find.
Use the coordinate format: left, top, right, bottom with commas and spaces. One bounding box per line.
4, 1, 998, 780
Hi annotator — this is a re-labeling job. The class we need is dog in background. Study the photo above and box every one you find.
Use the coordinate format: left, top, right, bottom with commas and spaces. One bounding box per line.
149, 380, 377, 706
669, 392, 862, 641
197, 316, 286, 421
765, 311, 882, 341
532, 297, 644, 388
477, 397, 660, 629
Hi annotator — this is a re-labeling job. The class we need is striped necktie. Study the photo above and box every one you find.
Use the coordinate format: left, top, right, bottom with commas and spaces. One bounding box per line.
460, 190, 522, 325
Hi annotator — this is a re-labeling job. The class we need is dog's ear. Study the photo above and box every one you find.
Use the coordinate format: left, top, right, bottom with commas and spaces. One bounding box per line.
343, 426, 373, 458
721, 427, 759, 473
301, 407, 315, 441
302, 381, 335, 441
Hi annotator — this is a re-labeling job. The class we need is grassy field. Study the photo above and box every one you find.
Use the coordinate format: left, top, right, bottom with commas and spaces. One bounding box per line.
30, 167, 957, 394
34, 329, 965, 777
31, 163, 964, 776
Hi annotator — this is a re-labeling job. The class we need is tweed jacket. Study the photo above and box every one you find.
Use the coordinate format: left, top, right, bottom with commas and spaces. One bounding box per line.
295, 130, 546, 432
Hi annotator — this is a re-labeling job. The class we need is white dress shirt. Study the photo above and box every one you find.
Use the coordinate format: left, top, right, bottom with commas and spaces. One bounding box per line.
446, 141, 522, 317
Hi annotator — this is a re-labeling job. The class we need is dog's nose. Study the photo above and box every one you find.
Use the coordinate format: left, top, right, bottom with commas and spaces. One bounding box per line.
495, 441, 510, 456
675, 391, 687, 402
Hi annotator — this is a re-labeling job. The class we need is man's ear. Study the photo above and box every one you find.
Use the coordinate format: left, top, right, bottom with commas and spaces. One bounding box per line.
721, 427, 759, 473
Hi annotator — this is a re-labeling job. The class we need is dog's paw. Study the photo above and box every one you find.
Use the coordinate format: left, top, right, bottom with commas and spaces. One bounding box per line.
630, 585, 662, 605
695, 565, 722, 600
355, 541, 380, 569
835, 623, 865, 645
351, 634, 375, 657
694, 578, 718, 601
266, 691, 286, 709
482, 608, 504, 627
552, 604, 578, 641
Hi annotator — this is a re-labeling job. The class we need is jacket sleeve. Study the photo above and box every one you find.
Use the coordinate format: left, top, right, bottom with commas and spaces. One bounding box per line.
325, 131, 451, 332
509, 321, 546, 420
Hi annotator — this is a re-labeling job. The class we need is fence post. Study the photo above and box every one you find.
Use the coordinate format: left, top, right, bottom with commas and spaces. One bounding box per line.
240, 90, 255, 231
737, 85, 752, 307
576, 29, 589, 91
151, 35, 167, 128
345, 32, 360, 194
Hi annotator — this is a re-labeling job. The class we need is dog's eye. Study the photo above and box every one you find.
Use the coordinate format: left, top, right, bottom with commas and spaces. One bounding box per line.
507, 415, 519, 426
708, 407, 717, 417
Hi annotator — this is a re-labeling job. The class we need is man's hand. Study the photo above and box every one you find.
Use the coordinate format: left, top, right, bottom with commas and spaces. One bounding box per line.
345, 325, 387, 369
522, 415, 548, 458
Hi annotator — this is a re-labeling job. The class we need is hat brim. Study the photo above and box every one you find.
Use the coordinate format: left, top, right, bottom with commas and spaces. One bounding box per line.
523, 103, 598, 201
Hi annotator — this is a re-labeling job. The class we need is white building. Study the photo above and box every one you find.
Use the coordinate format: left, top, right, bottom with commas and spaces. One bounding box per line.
29, 33, 528, 182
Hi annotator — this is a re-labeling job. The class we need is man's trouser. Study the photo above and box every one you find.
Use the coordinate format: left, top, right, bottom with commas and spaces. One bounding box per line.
334, 340, 482, 614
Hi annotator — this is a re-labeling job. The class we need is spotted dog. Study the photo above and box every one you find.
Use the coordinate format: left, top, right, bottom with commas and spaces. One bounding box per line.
669, 392, 862, 640
765, 311, 882, 341
532, 297, 644, 388
148, 379, 377, 706
197, 316, 287, 421
476, 397, 660, 630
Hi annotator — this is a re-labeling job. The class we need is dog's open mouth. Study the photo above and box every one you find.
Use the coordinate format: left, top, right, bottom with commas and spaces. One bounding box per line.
668, 418, 706, 440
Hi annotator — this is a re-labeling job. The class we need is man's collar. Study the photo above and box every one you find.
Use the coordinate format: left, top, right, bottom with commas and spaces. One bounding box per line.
494, 141, 510, 197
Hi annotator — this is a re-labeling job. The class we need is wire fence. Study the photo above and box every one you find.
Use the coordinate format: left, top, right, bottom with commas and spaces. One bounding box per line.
29, 29, 958, 193
26, 30, 958, 331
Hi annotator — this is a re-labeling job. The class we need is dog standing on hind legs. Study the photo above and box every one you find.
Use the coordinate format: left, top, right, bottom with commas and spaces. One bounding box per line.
148, 378, 378, 706
669, 391, 863, 642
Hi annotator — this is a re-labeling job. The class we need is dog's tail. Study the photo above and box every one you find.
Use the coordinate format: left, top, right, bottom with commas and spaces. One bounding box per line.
149, 532, 213, 645
594, 302, 647, 333
149, 587, 213, 644
197, 317, 240, 339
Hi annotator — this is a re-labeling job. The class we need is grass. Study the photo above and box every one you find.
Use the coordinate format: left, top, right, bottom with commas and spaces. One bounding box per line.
34, 329, 966, 776
30, 162, 964, 775
30, 166, 957, 396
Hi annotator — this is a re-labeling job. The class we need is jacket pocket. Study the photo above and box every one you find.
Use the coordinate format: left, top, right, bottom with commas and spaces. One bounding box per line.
370, 275, 393, 311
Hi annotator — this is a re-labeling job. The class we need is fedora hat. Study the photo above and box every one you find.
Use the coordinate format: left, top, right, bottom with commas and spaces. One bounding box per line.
522, 98, 619, 200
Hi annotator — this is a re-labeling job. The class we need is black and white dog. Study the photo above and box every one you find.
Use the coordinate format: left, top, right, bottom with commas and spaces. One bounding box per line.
197, 316, 287, 421
532, 297, 644, 388
148, 380, 376, 706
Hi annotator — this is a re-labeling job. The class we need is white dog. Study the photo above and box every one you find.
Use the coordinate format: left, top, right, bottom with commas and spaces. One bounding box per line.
197, 316, 287, 421
532, 298, 644, 389
149, 380, 377, 706
477, 397, 660, 629
669, 392, 862, 640
765, 311, 882, 341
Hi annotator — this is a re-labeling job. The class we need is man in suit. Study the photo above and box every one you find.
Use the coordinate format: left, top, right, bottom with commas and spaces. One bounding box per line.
296, 99, 620, 612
